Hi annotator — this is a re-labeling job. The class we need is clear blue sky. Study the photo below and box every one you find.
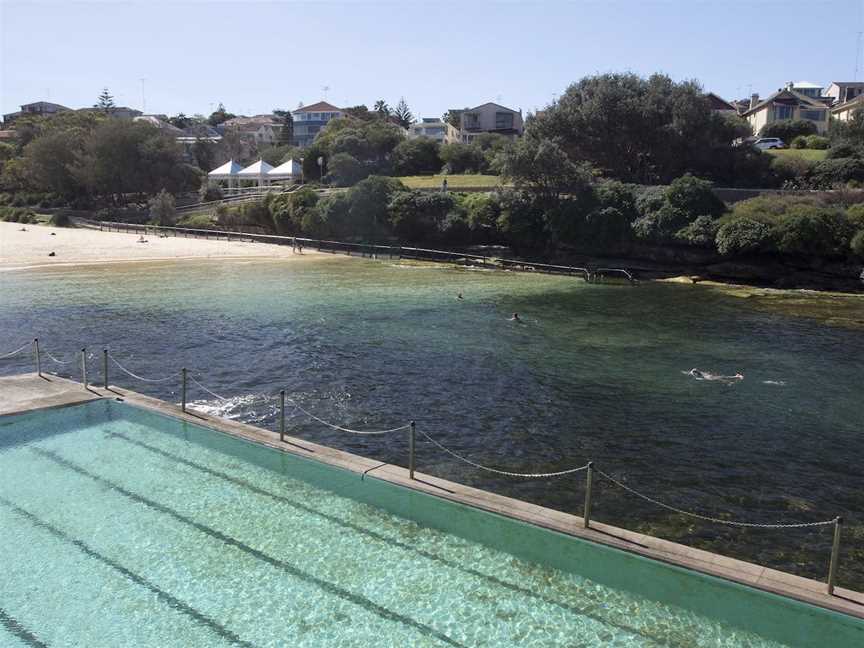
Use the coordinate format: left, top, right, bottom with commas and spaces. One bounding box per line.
1, 0, 860, 119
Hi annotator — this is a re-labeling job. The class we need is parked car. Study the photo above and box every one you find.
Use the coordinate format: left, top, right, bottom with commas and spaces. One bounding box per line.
753, 137, 785, 150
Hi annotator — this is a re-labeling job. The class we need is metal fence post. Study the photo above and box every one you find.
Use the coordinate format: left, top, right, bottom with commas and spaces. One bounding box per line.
828, 516, 843, 595
33, 338, 41, 377
102, 349, 109, 389
181, 368, 187, 413
583, 461, 594, 528
409, 421, 416, 479
80, 348, 87, 389
279, 390, 286, 442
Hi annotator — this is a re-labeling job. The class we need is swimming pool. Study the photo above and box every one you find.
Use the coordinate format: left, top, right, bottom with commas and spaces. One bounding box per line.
0, 400, 859, 647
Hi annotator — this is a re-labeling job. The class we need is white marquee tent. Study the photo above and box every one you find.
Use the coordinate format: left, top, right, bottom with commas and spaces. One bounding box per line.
267, 159, 303, 181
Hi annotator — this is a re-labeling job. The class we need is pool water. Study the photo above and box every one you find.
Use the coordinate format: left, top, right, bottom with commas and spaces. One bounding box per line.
0, 401, 859, 647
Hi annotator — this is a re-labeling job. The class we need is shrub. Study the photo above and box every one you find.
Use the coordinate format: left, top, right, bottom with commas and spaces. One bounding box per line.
199, 184, 223, 202
327, 153, 368, 187
458, 192, 501, 233
148, 189, 176, 226
391, 138, 442, 176
808, 158, 864, 188
773, 206, 851, 258
826, 142, 863, 160
770, 155, 814, 185
805, 135, 829, 150
715, 217, 773, 255
790, 136, 808, 149
761, 119, 817, 141
851, 229, 864, 258
176, 213, 216, 229
635, 186, 666, 217
675, 215, 720, 248
664, 175, 725, 219
49, 212, 70, 227
388, 190, 455, 241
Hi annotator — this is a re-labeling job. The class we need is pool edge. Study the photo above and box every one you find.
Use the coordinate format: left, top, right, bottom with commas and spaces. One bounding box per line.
2, 371, 863, 625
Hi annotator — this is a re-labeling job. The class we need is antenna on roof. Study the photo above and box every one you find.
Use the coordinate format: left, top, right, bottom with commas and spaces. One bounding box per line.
322, 85, 330, 100
856, 31, 863, 81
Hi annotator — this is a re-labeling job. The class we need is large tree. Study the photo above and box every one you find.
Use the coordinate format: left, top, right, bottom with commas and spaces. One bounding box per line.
529, 73, 738, 183
392, 98, 414, 129
95, 88, 116, 112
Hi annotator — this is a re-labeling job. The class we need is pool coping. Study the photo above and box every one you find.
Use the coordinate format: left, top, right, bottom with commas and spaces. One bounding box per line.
2, 372, 862, 622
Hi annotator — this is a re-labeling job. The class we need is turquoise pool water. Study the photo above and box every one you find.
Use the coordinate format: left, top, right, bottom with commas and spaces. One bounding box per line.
0, 401, 860, 647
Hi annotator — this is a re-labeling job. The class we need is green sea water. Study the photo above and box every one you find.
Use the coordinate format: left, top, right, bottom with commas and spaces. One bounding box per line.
0, 256, 862, 588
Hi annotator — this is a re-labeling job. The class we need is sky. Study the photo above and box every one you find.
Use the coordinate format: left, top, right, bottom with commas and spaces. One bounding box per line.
1, 0, 862, 120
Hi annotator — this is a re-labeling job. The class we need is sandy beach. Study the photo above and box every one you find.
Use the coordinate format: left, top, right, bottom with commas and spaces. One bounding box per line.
0, 221, 321, 270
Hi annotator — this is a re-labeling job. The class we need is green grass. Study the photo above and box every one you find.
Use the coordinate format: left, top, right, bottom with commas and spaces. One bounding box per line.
766, 148, 828, 162
397, 174, 506, 190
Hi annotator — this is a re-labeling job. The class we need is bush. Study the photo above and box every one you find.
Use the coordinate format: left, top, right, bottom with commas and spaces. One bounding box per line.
49, 212, 70, 227
199, 185, 223, 202
458, 192, 501, 234
635, 186, 666, 217
761, 119, 817, 141
391, 138, 442, 176
790, 136, 808, 149
805, 135, 829, 150
770, 155, 814, 185
664, 175, 725, 219
773, 206, 851, 258
715, 217, 773, 255
808, 158, 864, 188
176, 213, 216, 229
388, 191, 455, 241
148, 189, 176, 226
675, 215, 719, 248
826, 142, 863, 160
851, 229, 864, 258
327, 153, 368, 187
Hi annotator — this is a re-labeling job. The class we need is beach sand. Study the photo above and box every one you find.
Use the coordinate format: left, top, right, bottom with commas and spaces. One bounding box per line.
0, 222, 320, 270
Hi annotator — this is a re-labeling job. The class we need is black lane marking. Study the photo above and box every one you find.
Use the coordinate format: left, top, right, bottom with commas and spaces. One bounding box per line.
0, 607, 49, 648
0, 496, 256, 648
29, 447, 466, 648
107, 432, 686, 648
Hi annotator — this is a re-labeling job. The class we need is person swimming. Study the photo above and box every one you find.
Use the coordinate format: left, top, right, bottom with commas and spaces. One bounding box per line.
510, 312, 520, 321
686, 368, 743, 383
457, 292, 464, 300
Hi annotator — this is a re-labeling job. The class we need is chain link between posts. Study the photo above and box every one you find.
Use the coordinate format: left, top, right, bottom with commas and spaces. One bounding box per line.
0, 342, 31, 360
108, 353, 181, 383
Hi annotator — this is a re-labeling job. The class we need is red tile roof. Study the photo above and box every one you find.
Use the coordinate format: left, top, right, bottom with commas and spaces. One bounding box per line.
293, 101, 342, 113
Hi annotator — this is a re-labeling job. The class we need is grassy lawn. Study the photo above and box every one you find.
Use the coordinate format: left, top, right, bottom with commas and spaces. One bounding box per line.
767, 149, 828, 162
397, 175, 506, 190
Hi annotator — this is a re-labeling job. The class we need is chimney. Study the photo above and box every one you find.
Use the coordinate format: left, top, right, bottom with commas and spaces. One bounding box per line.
785, 81, 794, 91
750, 93, 759, 109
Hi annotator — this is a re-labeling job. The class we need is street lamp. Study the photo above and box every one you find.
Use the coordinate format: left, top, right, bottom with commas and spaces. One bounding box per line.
317, 156, 324, 184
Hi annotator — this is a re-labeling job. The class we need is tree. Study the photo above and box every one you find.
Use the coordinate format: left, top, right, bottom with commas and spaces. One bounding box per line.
716, 217, 774, 256
207, 103, 236, 127
761, 119, 817, 140
391, 138, 442, 176
529, 73, 736, 183
374, 100, 390, 117
392, 98, 414, 129
388, 191, 455, 241
440, 142, 486, 174
442, 110, 462, 129
347, 175, 405, 239
273, 109, 294, 145
497, 137, 593, 206
168, 113, 192, 129
95, 88, 115, 113
148, 189, 176, 225
328, 152, 368, 186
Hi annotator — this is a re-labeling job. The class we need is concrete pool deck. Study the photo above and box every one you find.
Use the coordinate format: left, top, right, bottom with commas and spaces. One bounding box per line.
1, 371, 862, 622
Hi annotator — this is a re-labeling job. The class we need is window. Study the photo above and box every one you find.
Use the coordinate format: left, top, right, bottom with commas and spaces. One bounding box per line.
494, 112, 513, 130
800, 109, 825, 122
773, 105, 793, 120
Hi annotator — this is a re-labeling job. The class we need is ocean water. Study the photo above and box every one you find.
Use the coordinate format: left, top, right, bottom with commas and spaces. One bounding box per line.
3, 400, 841, 647
0, 256, 862, 588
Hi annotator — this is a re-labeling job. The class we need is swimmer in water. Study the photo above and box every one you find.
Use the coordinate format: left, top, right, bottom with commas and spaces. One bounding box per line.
457, 292, 464, 300
687, 368, 743, 383
510, 312, 520, 321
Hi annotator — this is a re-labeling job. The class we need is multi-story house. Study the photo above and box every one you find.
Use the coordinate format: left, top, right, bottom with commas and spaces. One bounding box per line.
741, 84, 829, 134
221, 115, 282, 146
291, 101, 343, 147
407, 118, 461, 144
830, 94, 864, 122
457, 102, 523, 142
825, 81, 864, 105
2, 101, 70, 125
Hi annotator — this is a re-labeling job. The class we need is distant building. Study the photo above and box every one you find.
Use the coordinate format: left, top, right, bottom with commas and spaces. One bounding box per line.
705, 92, 737, 113
742, 84, 829, 135
788, 81, 824, 100
291, 101, 343, 147
3, 101, 70, 125
824, 81, 864, 105
221, 115, 282, 146
830, 94, 864, 122
458, 102, 523, 141
134, 115, 185, 134
407, 118, 461, 144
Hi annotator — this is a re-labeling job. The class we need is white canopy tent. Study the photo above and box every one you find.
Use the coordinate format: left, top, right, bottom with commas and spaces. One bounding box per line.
267, 159, 303, 182
207, 159, 244, 192
237, 159, 274, 187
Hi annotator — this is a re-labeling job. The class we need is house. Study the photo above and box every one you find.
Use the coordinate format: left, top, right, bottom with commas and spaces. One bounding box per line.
705, 92, 737, 113
291, 101, 343, 147
407, 118, 461, 144
221, 115, 282, 146
3, 101, 70, 125
741, 84, 830, 134
830, 94, 864, 122
458, 102, 523, 141
134, 115, 185, 135
788, 81, 825, 100
825, 82, 864, 105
